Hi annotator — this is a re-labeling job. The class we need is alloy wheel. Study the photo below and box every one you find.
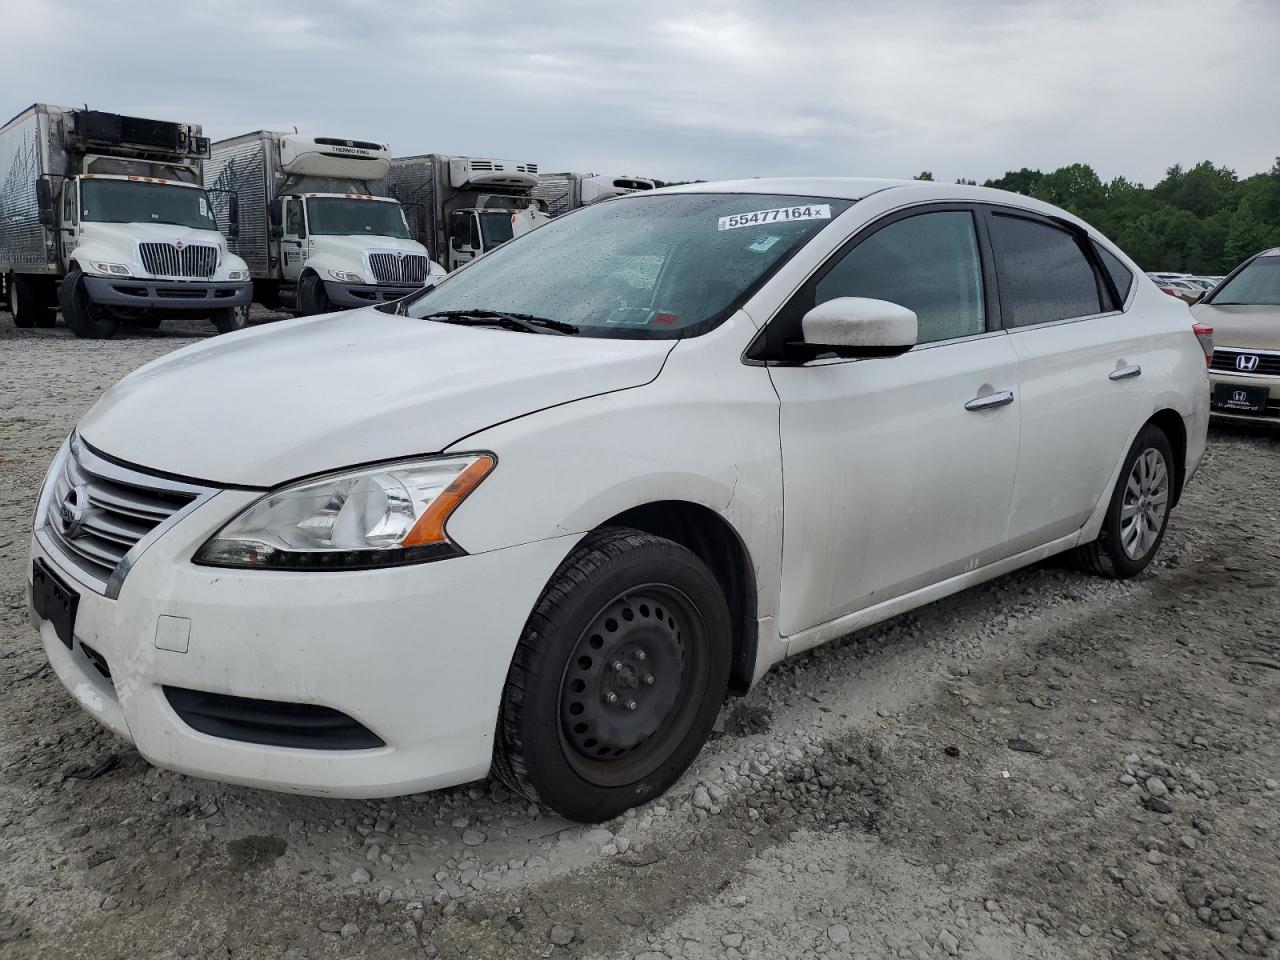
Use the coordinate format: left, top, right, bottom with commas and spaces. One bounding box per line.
1120, 448, 1169, 560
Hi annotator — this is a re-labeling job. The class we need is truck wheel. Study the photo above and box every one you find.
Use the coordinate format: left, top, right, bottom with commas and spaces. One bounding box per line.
59, 269, 119, 339
211, 306, 248, 335
493, 527, 732, 822
8, 274, 46, 329
297, 274, 331, 316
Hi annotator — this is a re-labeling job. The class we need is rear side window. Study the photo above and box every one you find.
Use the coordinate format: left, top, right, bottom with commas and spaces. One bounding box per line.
813, 211, 986, 344
990, 214, 1103, 326
1094, 243, 1133, 305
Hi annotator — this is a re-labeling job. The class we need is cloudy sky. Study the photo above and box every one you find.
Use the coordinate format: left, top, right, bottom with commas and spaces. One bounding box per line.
4, 0, 1276, 186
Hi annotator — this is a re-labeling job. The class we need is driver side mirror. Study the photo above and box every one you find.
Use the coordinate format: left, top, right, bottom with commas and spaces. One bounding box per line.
36, 178, 54, 228
269, 224, 283, 241
797, 297, 917, 360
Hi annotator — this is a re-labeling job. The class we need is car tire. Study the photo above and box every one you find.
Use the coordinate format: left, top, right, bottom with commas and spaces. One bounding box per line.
493, 527, 732, 823
58, 268, 120, 339
1071, 423, 1175, 579
211, 305, 248, 335
297, 273, 330, 316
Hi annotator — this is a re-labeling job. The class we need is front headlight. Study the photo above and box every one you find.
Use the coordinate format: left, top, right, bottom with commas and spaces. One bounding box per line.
327, 269, 366, 284
194, 454, 495, 570
227, 269, 248, 281
91, 262, 132, 276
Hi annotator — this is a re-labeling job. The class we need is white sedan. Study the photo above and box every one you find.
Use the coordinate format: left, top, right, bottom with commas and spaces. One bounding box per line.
29, 178, 1209, 822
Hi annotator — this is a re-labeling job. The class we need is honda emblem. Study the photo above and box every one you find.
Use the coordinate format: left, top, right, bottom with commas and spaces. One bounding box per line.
1236, 354, 1260, 372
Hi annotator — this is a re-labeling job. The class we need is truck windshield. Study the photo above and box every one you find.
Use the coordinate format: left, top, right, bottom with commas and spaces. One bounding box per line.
307, 198, 411, 239
80, 179, 217, 230
1210, 256, 1280, 306
406, 193, 852, 339
478, 212, 515, 249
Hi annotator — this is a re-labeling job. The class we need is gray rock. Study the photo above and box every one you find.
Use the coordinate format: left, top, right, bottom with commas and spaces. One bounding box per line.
461, 829, 486, 846
721, 933, 744, 948
339, 923, 360, 939
548, 923, 575, 945
1146, 776, 1169, 797
350, 867, 371, 884
827, 924, 851, 945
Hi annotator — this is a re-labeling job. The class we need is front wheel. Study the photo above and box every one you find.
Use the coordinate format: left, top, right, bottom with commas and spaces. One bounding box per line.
296, 274, 330, 317
58, 269, 119, 339
493, 528, 731, 822
1072, 424, 1175, 579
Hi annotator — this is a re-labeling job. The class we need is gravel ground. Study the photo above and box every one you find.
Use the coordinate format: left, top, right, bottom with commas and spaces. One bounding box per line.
2, 312, 1279, 960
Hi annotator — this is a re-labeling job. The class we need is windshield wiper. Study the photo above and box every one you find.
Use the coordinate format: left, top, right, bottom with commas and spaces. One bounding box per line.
421, 309, 578, 335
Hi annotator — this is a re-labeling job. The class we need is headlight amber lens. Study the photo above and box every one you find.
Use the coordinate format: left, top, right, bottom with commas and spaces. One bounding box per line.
194, 454, 494, 570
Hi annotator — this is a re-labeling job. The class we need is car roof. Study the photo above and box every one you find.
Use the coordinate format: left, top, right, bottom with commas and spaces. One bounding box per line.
650, 177, 1104, 233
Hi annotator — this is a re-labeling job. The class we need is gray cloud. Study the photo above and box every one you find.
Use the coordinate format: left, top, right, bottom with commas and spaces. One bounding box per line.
4, 0, 1277, 185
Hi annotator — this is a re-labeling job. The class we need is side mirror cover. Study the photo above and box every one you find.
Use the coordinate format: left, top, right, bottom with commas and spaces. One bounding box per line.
269, 225, 283, 241
799, 297, 918, 359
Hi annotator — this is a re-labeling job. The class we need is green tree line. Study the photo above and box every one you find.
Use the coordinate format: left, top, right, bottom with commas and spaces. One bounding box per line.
974, 160, 1280, 274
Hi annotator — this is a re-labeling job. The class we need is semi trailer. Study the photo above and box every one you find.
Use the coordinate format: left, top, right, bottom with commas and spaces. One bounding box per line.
387, 155, 549, 272
531, 172, 656, 217
0, 103, 251, 338
207, 132, 436, 315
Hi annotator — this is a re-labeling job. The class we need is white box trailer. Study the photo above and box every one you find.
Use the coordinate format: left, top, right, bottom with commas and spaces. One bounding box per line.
386, 155, 549, 271
206, 132, 436, 315
531, 172, 656, 217
0, 103, 251, 337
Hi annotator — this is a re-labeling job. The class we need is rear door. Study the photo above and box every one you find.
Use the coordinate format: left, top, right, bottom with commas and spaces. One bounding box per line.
986, 208, 1148, 551
765, 206, 1022, 645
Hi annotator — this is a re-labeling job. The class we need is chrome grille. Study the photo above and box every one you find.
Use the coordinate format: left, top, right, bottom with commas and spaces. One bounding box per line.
368, 253, 427, 285
42, 442, 203, 592
138, 242, 218, 279
1211, 348, 1280, 377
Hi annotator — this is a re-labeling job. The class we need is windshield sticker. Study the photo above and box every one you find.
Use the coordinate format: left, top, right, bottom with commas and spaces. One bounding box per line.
199, 197, 208, 218
747, 234, 781, 253
718, 204, 831, 231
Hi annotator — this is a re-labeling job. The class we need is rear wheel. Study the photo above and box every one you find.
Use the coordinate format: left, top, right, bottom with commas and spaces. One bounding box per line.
9, 274, 54, 329
58, 268, 119, 339
1072, 424, 1175, 579
211, 305, 248, 335
493, 528, 731, 822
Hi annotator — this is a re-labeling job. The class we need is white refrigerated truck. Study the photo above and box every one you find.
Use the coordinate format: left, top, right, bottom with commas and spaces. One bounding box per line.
387, 155, 549, 272
206, 133, 436, 315
0, 104, 251, 338
531, 172, 656, 217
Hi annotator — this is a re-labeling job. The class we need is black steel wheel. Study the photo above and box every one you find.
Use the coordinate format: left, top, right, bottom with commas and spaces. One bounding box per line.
58, 268, 119, 339
494, 527, 731, 822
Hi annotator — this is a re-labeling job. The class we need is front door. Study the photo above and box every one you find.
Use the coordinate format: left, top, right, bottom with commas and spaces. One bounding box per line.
764, 207, 1021, 644
448, 210, 479, 271
59, 179, 79, 270
984, 209, 1149, 551
280, 197, 307, 283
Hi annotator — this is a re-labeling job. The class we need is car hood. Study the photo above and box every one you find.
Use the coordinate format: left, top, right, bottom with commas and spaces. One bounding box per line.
80, 221, 227, 253
311, 234, 427, 257
1190, 303, 1280, 351
77, 309, 673, 487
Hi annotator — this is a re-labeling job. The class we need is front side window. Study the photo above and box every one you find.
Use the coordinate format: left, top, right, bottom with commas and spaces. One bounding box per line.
1209, 255, 1280, 306
63, 182, 77, 224
307, 198, 410, 239
284, 199, 305, 237
406, 193, 852, 339
990, 214, 1103, 326
811, 211, 986, 345
80, 179, 216, 230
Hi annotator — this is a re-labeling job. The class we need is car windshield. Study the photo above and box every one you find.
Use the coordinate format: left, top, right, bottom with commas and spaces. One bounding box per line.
80, 179, 216, 230
478, 212, 515, 249
405, 193, 852, 338
307, 198, 411, 239
1210, 256, 1280, 306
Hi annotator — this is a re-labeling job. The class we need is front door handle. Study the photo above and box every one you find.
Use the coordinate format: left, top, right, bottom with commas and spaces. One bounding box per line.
1109, 364, 1142, 381
965, 390, 1015, 412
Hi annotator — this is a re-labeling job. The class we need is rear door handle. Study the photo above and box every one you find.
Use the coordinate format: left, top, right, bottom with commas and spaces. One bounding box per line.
1109, 364, 1142, 381
965, 390, 1015, 412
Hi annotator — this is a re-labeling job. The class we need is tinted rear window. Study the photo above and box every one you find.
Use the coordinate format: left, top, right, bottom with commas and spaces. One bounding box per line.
990, 214, 1103, 326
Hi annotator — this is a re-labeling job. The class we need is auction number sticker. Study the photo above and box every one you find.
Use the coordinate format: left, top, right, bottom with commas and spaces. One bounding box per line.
718, 204, 831, 231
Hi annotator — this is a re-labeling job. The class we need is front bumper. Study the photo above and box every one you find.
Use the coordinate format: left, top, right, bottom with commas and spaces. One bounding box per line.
323, 280, 422, 308
29, 491, 577, 798
1208, 371, 1280, 423
84, 276, 252, 311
